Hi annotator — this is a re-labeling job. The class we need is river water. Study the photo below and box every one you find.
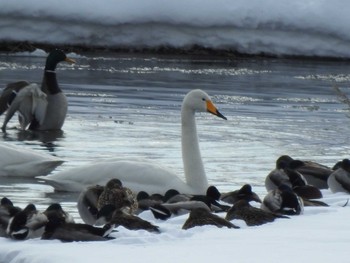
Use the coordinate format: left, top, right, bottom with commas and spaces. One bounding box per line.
0, 53, 350, 220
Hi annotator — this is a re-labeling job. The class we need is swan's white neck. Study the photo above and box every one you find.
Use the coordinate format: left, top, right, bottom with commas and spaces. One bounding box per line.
181, 107, 209, 194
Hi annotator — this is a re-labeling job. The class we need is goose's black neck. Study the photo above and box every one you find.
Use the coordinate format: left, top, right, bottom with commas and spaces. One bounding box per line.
41, 49, 67, 94
42, 71, 60, 94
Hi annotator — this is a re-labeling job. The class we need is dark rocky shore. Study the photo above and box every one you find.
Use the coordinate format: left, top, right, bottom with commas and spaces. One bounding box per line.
0, 41, 346, 61
0, 41, 250, 58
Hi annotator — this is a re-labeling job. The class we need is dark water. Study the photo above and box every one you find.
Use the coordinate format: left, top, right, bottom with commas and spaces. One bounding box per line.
0, 53, 350, 220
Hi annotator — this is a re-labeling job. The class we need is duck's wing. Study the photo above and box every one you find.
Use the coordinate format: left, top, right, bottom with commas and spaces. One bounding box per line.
334, 170, 350, 193
1, 83, 47, 132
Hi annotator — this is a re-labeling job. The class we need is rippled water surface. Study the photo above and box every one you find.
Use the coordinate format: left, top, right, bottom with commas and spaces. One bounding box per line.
1, 53, 350, 219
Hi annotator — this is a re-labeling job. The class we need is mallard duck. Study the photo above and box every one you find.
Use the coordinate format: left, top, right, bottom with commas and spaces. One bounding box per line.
97, 204, 160, 233
182, 207, 239, 230
225, 199, 288, 226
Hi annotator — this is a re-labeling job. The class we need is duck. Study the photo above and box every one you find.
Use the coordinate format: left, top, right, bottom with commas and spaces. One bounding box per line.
43, 203, 75, 224
265, 156, 322, 200
145, 186, 228, 220
261, 184, 304, 216
0, 142, 64, 177
1, 49, 75, 132
225, 199, 289, 226
97, 179, 138, 214
0, 197, 22, 237
6, 203, 48, 240
267, 155, 332, 190
136, 191, 165, 213
327, 159, 350, 194
96, 204, 160, 233
182, 207, 239, 230
37, 89, 227, 194
149, 201, 211, 220
42, 213, 114, 242
220, 184, 262, 205
77, 179, 138, 225
77, 184, 105, 225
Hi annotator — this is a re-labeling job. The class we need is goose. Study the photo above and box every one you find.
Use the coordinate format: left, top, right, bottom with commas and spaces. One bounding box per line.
1, 49, 75, 132
0, 142, 63, 177
37, 89, 227, 194
327, 159, 350, 194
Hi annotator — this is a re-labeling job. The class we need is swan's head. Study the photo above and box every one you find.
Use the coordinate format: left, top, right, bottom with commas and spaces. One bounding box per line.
183, 89, 227, 120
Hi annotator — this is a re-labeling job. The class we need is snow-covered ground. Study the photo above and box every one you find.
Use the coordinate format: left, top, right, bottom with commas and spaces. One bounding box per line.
0, 190, 349, 263
1, 0, 350, 58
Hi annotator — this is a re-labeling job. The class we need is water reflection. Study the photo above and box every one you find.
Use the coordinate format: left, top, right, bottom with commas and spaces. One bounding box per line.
2, 129, 64, 151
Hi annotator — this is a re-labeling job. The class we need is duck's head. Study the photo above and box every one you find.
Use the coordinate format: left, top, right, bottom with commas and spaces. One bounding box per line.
182, 89, 227, 120
45, 49, 76, 70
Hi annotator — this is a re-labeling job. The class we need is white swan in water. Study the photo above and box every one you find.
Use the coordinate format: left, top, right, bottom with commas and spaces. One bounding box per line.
37, 89, 227, 194
0, 142, 64, 177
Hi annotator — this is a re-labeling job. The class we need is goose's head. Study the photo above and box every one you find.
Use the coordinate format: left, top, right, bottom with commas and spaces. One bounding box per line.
45, 49, 76, 70
182, 89, 227, 120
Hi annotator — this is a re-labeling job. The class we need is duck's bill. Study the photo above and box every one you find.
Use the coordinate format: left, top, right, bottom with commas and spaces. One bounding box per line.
206, 100, 227, 120
65, 57, 76, 64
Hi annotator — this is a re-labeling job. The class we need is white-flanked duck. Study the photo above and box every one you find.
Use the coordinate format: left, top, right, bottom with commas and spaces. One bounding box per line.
1, 49, 75, 132
328, 159, 350, 194
37, 89, 227, 194
0, 197, 22, 237
6, 204, 48, 240
261, 184, 304, 216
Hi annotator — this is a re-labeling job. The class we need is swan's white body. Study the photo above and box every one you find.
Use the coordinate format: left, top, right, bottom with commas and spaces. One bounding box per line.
38, 89, 226, 194
0, 142, 64, 177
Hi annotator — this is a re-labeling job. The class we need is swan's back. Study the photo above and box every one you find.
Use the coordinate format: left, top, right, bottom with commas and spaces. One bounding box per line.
0, 143, 63, 177
38, 159, 196, 194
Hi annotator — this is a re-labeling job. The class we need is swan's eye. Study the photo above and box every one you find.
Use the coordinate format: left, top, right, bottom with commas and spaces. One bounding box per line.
202, 98, 206, 101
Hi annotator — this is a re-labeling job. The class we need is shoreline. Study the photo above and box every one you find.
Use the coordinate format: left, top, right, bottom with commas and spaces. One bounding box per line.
0, 41, 348, 61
